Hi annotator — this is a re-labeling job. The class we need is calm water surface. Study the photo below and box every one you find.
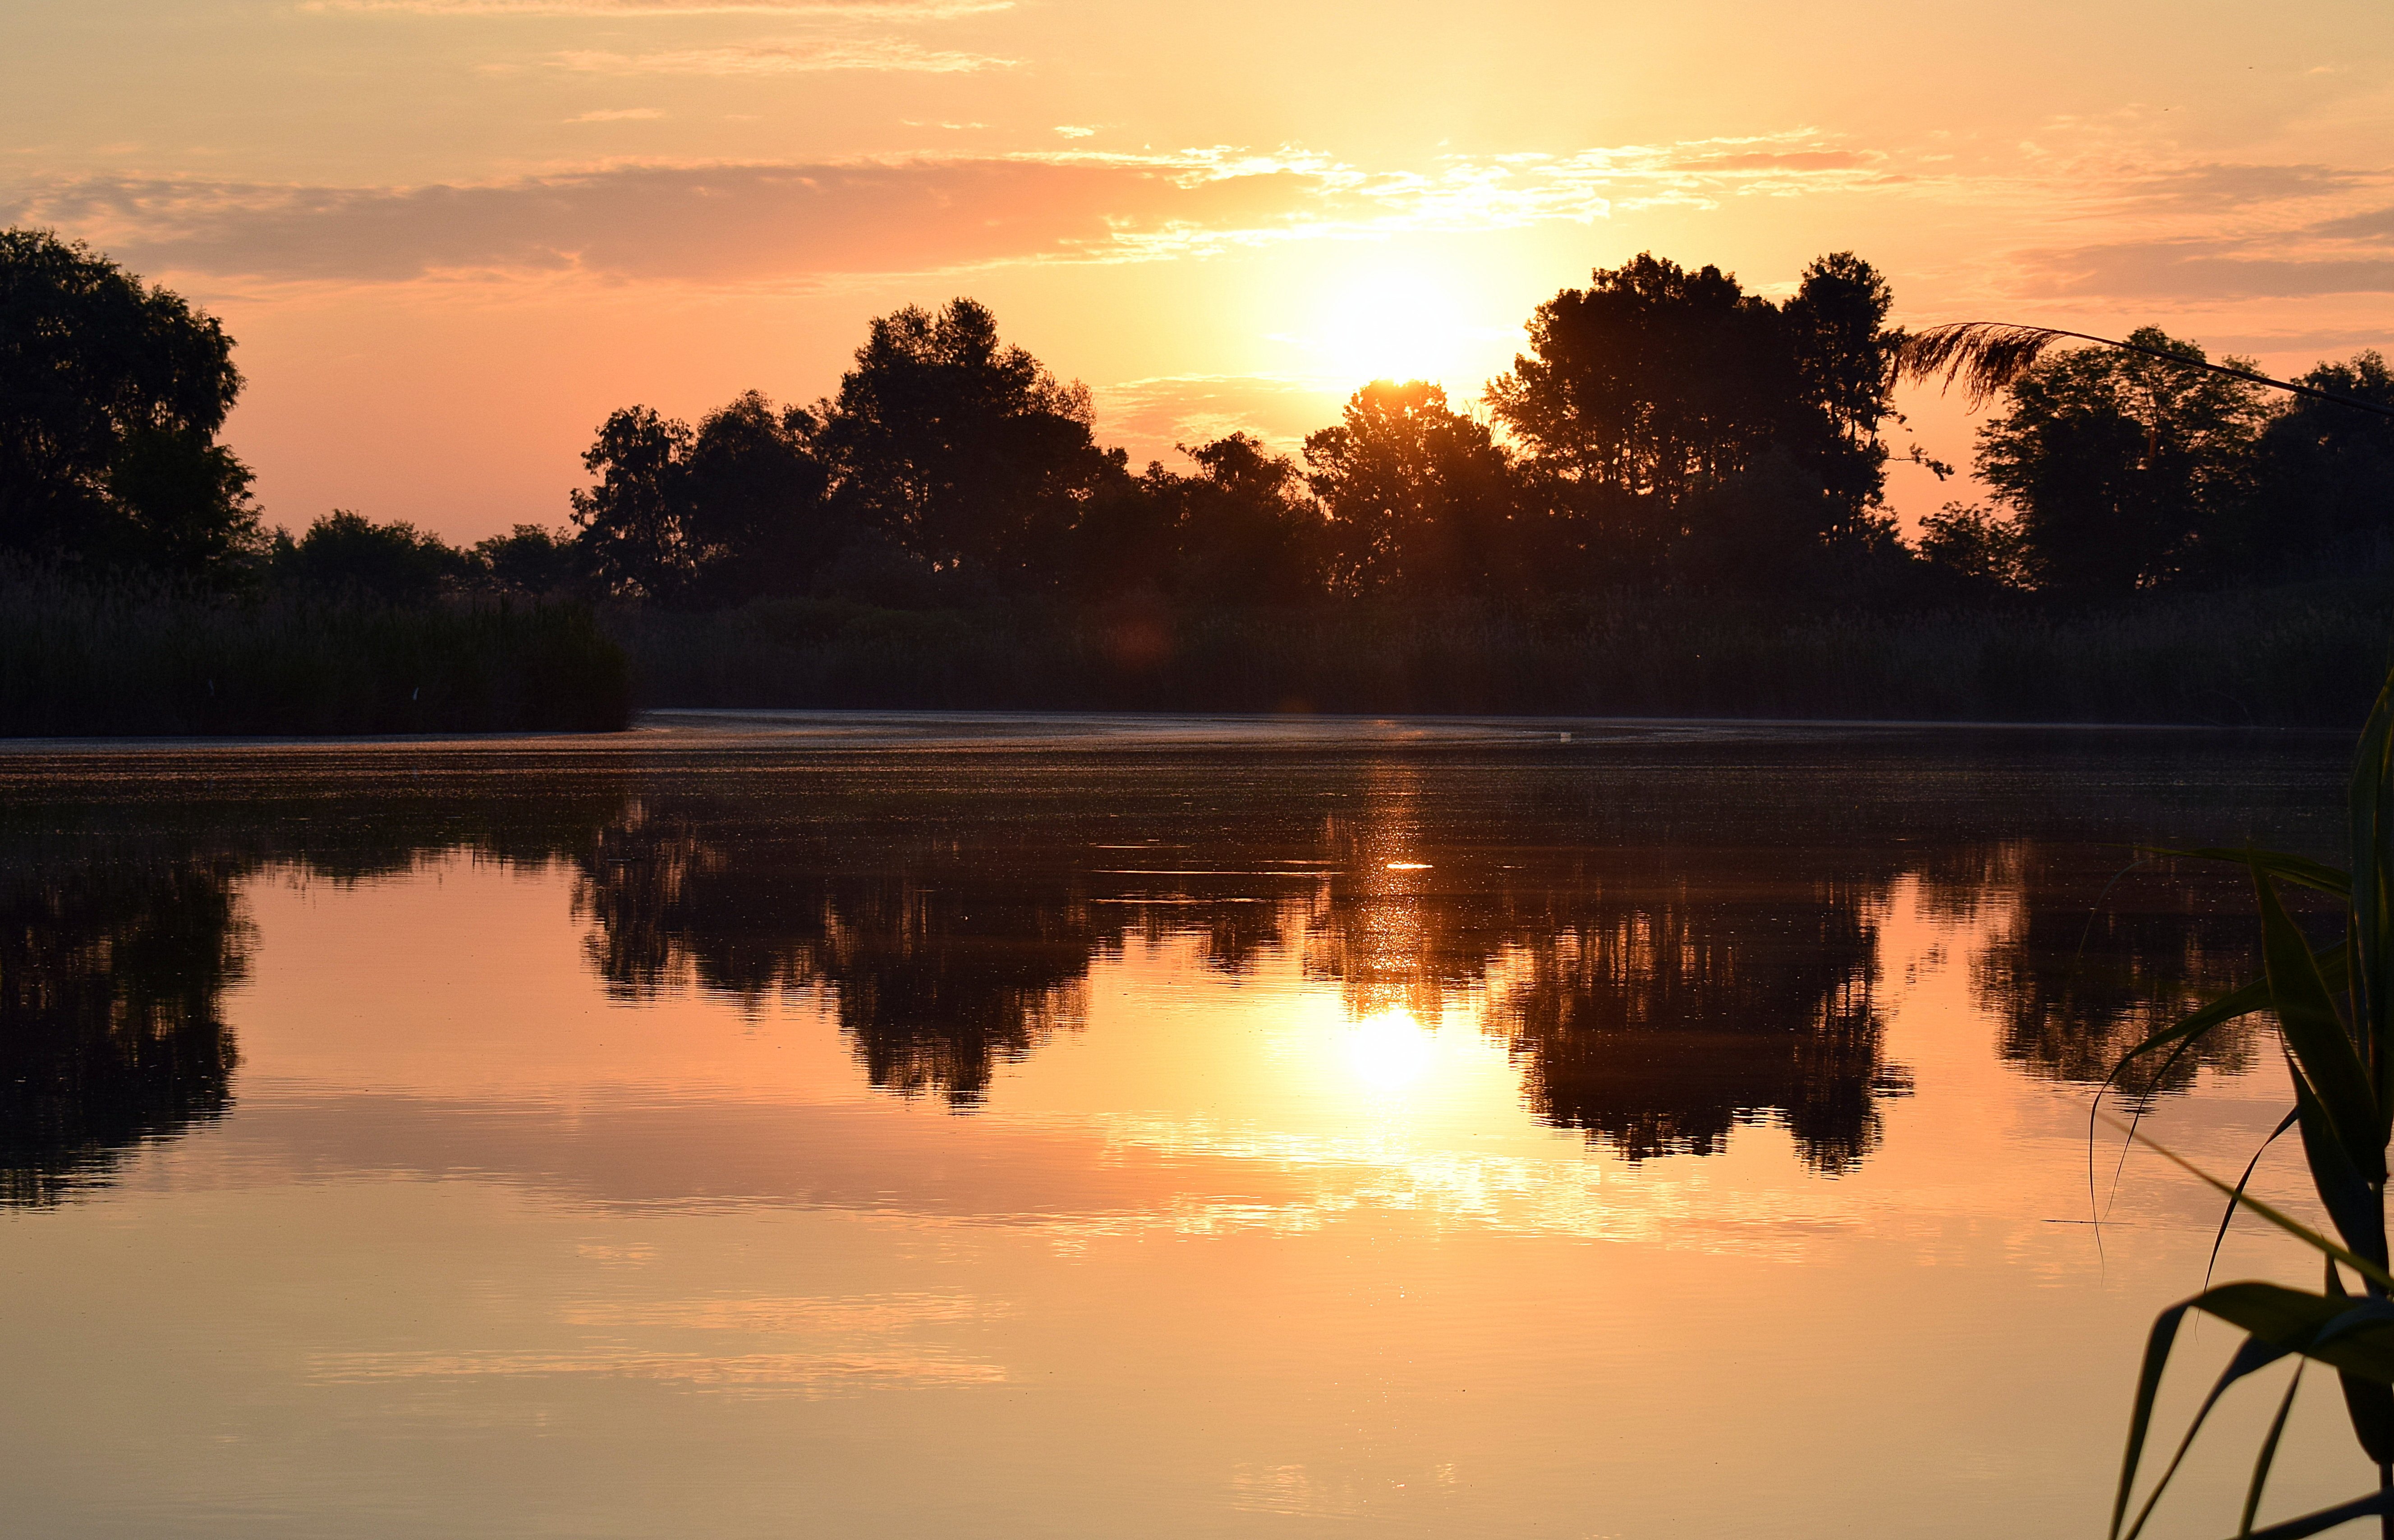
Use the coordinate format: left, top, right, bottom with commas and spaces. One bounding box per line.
0, 715, 2367, 1537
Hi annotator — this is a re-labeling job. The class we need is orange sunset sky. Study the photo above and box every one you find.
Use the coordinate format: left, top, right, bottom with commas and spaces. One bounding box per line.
5, 0, 2390, 543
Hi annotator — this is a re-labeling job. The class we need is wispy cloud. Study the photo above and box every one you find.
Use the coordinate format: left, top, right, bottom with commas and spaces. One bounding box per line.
1998, 156, 2394, 299
553, 40, 1010, 74
565, 107, 666, 122
0, 138, 1923, 289
54, 132, 2345, 298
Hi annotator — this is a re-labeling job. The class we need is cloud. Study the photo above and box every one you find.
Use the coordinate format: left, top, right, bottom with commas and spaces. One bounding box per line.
2017, 197, 2394, 299
2312, 204, 2394, 240
554, 40, 1010, 73
2024, 244, 2394, 299
2, 159, 1322, 285
0, 135, 1922, 290
566, 107, 665, 122
2106, 161, 2365, 211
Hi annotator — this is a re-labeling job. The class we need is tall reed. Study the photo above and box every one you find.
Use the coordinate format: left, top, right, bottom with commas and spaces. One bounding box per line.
2106, 667, 2394, 1539
616, 583, 2392, 727
0, 566, 630, 735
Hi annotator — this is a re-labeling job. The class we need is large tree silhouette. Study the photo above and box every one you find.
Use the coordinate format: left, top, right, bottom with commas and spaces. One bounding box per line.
1974, 326, 2269, 593
818, 299, 1126, 590
1303, 381, 1522, 595
0, 228, 259, 579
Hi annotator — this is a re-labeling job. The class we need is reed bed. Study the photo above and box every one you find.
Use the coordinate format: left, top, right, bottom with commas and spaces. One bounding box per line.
0, 569, 630, 736
619, 581, 2393, 728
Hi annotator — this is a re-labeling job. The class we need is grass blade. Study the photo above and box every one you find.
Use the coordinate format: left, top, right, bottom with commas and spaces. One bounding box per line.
2104, 1119, 2394, 1293
2116, 1305, 2191, 1540
2241, 1361, 2303, 1536
2255, 873, 2384, 1186
2210, 1109, 2302, 1288
2237, 1488, 2394, 1540
2124, 1334, 2292, 1540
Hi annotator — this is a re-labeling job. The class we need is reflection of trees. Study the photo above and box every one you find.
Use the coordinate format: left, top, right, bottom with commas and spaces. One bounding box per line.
0, 780, 626, 1205
573, 807, 1116, 1106
1486, 876, 1902, 1172
1287, 822, 1908, 1171
0, 844, 249, 1205
1978, 847, 2265, 1093
1, 737, 2297, 1189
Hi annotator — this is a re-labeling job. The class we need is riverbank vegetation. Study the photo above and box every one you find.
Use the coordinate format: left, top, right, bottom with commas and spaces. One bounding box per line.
0, 566, 627, 735
616, 579, 2389, 726
5, 228, 2391, 731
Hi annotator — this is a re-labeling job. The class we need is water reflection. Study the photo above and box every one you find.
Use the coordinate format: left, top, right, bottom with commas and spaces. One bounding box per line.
1486, 880, 1900, 1172
560, 794, 1912, 1168
0, 736, 2316, 1200
0, 840, 248, 1204
574, 805, 1119, 1104
0, 790, 623, 1204
1977, 846, 2265, 1093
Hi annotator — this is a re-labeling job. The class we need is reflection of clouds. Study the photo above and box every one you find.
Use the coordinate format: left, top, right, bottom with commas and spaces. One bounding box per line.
316, 1290, 1009, 1396
314, 0, 1009, 11
309, 1348, 1005, 1393
560, 1291, 997, 1332
552, 41, 1011, 74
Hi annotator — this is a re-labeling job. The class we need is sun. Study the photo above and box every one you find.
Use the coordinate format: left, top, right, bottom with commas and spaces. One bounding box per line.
1343, 1007, 1437, 1095
1313, 264, 1477, 390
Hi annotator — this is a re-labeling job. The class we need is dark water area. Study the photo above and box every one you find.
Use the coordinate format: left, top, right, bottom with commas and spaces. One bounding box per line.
0, 715, 2364, 1537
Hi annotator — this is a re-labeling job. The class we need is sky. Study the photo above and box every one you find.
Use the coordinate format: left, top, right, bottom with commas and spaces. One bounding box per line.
3, 0, 2390, 544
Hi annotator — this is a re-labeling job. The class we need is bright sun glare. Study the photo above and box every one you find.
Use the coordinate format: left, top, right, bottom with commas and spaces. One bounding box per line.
1314, 267, 1477, 389
1343, 1007, 1438, 1095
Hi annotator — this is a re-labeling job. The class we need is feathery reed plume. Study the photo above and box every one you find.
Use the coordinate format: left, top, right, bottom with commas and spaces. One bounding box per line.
1896, 320, 2394, 417
1893, 322, 2070, 407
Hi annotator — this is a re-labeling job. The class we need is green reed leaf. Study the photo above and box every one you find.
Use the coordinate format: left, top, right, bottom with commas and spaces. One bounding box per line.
2103, 1119, 2394, 1294
2240, 1360, 2302, 1537
2256, 873, 2384, 1186
2350, 673, 2394, 1136
2235, 1487, 2394, 1540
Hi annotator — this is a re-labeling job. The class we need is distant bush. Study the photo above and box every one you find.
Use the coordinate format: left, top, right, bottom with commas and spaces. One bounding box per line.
0, 566, 629, 736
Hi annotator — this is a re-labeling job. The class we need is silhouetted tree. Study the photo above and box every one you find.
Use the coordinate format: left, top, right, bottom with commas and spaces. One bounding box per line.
818, 299, 1127, 590
1486, 252, 1904, 583
1668, 449, 1847, 598
1168, 433, 1326, 602
570, 405, 698, 601
0, 228, 260, 580
2234, 350, 2394, 576
683, 391, 836, 602
1782, 251, 1903, 538
474, 523, 581, 596
1973, 326, 2270, 593
1303, 381, 1521, 594
1915, 501, 2031, 592
276, 509, 474, 604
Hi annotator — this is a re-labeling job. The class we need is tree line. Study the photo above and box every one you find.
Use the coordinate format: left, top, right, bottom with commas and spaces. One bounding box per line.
4, 225, 2389, 608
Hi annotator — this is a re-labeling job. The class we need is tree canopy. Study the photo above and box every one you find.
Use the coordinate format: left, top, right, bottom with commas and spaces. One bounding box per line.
17, 228, 2378, 614
0, 228, 258, 579
1973, 326, 2271, 593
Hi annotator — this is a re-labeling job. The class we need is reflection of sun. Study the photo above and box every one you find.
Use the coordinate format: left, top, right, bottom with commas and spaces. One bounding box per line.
1344, 1007, 1436, 1095
1317, 267, 1473, 388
